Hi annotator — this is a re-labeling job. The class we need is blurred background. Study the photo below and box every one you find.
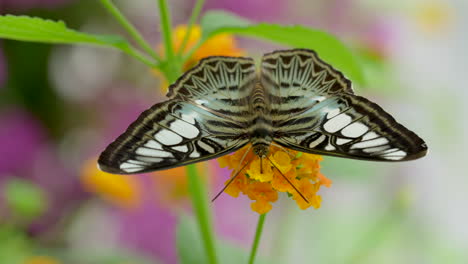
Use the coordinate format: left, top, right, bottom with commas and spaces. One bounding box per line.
1, 0, 467, 263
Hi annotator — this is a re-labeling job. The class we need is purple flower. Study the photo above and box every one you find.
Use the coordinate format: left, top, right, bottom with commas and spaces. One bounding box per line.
204, 0, 288, 22
117, 174, 179, 264
0, 107, 86, 234
0, 108, 46, 176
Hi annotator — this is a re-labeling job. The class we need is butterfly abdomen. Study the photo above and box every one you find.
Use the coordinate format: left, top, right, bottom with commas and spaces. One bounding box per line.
250, 82, 273, 156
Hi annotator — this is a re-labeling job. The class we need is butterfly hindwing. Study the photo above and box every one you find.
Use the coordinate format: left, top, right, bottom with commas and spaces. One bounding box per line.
98, 56, 256, 174
262, 49, 427, 161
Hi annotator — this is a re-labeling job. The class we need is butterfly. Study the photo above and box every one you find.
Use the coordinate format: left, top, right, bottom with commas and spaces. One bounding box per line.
98, 49, 427, 174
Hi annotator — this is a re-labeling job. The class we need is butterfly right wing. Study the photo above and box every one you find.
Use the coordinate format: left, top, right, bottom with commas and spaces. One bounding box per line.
98, 56, 257, 174
262, 49, 427, 161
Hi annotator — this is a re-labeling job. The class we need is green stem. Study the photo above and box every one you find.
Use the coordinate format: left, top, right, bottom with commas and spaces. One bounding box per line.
248, 214, 267, 264
186, 164, 218, 264
157, 0, 175, 61
120, 46, 159, 67
157, 0, 181, 83
99, 0, 160, 62
178, 0, 206, 56
182, 39, 204, 63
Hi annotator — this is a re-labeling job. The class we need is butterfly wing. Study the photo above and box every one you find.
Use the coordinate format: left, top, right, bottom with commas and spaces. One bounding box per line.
98, 56, 256, 174
262, 49, 427, 161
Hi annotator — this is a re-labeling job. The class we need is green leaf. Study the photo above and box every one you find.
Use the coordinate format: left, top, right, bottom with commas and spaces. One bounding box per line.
0, 15, 128, 48
0, 15, 157, 67
3, 178, 48, 220
0, 227, 31, 264
200, 11, 364, 85
176, 214, 271, 264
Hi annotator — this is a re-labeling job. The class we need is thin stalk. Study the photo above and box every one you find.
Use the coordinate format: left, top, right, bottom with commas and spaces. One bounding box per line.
99, 0, 161, 62
182, 40, 204, 63
178, 0, 206, 56
121, 46, 159, 67
157, 0, 175, 61
186, 164, 218, 264
248, 214, 267, 264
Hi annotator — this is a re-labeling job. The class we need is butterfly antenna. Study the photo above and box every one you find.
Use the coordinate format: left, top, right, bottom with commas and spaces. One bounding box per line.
211, 159, 252, 202
211, 145, 252, 203
266, 156, 309, 203
260, 156, 263, 174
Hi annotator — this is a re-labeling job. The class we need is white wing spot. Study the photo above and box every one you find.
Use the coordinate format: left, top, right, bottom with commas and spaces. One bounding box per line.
309, 135, 326, 148
120, 162, 144, 173
155, 129, 183, 145
145, 140, 163, 150
351, 138, 389, 149
136, 156, 163, 163
379, 148, 400, 154
381, 150, 407, 158
325, 144, 336, 151
198, 141, 215, 153
136, 147, 173, 157
170, 120, 200, 139
362, 145, 389, 153
324, 114, 352, 133
341, 122, 369, 138
336, 138, 352, 145
362, 131, 379, 141
190, 150, 200, 158
172, 145, 188, 152
181, 114, 196, 125
326, 108, 341, 119
126, 159, 148, 165
382, 156, 405, 160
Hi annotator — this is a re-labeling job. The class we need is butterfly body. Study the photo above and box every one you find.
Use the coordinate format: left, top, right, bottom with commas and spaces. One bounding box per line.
250, 81, 273, 157
98, 49, 427, 174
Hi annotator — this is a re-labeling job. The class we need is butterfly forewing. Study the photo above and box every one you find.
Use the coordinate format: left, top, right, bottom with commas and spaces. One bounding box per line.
98, 56, 256, 174
261, 49, 427, 161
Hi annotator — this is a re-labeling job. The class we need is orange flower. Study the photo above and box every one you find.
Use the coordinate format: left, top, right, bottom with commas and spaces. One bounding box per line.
218, 145, 332, 214
170, 24, 245, 70
150, 162, 211, 206
81, 158, 141, 209
155, 25, 245, 90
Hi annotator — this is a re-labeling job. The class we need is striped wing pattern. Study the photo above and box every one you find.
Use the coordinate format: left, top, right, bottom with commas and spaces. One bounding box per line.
262, 49, 427, 161
99, 49, 427, 175
98, 57, 256, 174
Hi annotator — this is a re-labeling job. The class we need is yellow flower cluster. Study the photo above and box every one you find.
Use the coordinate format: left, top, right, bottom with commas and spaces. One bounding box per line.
218, 145, 331, 214
170, 24, 245, 70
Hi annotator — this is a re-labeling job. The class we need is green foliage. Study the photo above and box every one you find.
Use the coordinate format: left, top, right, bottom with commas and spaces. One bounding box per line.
176, 215, 270, 264
0, 227, 31, 264
4, 178, 48, 220
0, 15, 155, 66
200, 10, 365, 85
0, 15, 126, 47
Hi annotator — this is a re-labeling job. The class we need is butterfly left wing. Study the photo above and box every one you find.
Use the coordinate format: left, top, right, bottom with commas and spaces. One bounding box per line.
261, 49, 427, 161
98, 56, 256, 174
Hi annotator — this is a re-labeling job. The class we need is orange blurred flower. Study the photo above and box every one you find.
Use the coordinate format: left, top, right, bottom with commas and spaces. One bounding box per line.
155, 24, 245, 90
81, 158, 141, 209
151, 162, 211, 207
218, 145, 331, 214
414, 1, 454, 35
170, 24, 244, 70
